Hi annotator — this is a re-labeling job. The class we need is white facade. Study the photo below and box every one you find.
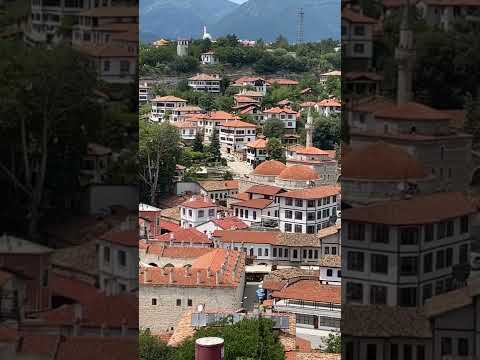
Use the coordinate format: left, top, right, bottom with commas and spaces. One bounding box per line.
219, 123, 257, 153
276, 193, 339, 234
180, 204, 218, 228
150, 97, 187, 122
263, 108, 298, 131
139, 83, 152, 103
232, 203, 279, 226
246, 147, 267, 166
201, 52, 218, 65
188, 75, 221, 94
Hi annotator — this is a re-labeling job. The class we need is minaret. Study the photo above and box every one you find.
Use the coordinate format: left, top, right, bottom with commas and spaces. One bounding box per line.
395, 0, 415, 105
305, 108, 314, 148
203, 25, 207, 38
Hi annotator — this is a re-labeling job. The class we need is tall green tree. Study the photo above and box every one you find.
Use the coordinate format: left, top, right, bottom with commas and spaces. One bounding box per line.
313, 114, 341, 150
192, 131, 204, 152
139, 329, 173, 360
265, 138, 285, 162
209, 129, 222, 162
139, 121, 182, 204
263, 118, 285, 139
0, 44, 98, 239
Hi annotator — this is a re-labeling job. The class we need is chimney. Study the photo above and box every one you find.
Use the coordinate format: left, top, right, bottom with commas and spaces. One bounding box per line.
169, 269, 174, 284
121, 318, 128, 336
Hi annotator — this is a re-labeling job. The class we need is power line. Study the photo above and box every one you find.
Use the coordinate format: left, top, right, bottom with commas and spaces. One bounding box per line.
297, 7, 304, 44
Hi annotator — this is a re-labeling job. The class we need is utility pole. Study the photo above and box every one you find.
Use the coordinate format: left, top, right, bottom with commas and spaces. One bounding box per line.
297, 8, 305, 44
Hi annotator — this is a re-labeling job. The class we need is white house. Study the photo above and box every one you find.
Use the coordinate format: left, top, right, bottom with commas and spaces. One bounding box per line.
341, 7, 375, 69
139, 82, 152, 103
219, 120, 257, 153
319, 255, 341, 285
316, 98, 341, 117
231, 198, 278, 226
201, 51, 219, 65
170, 105, 204, 123
150, 96, 187, 122
231, 76, 268, 95
188, 73, 222, 94
196, 216, 248, 237
198, 180, 239, 204
246, 138, 268, 166
180, 196, 218, 229
173, 121, 197, 142
262, 107, 299, 132
276, 186, 340, 234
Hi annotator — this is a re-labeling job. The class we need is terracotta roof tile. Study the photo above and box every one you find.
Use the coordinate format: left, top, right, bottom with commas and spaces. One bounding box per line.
220, 120, 257, 128
278, 165, 319, 181
160, 220, 180, 233
342, 8, 377, 23
212, 216, 249, 230
235, 96, 259, 103
252, 160, 287, 176
231, 192, 250, 201
375, 101, 451, 121
288, 145, 330, 156
318, 98, 341, 107
213, 230, 279, 244
277, 186, 339, 199
319, 255, 341, 268
233, 198, 274, 209
263, 107, 299, 115
245, 184, 285, 196
342, 142, 427, 180
180, 196, 217, 209
246, 138, 267, 149
155, 228, 211, 245
268, 79, 299, 86
188, 73, 220, 81
272, 280, 340, 304
342, 192, 476, 225
198, 180, 239, 192
153, 96, 187, 102
100, 230, 137, 247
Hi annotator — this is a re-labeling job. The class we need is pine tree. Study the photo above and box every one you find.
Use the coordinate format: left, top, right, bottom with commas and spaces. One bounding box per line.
209, 129, 221, 162
192, 131, 204, 152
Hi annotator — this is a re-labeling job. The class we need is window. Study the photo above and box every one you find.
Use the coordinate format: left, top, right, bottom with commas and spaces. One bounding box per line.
403, 345, 412, 360
294, 224, 302, 233
176, 299, 181, 306
371, 254, 388, 274
308, 249, 313, 259
293, 249, 298, 258
314, 250, 318, 259
307, 225, 315, 234
104, 246, 110, 263
458, 338, 469, 356
285, 210, 293, 219
327, 269, 333, 277
284, 249, 289, 257
446, 220, 454, 237
436, 250, 445, 269
285, 198, 293, 206
347, 251, 364, 272
370, 285, 387, 305
198, 210, 205, 217
459, 244, 469, 264
240, 209, 244, 217
347, 222, 365, 241
265, 248, 269, 257
42, 270, 49, 287
337, 270, 341, 277
257, 248, 262, 257
422, 284, 432, 305
461, 215, 469, 233
253, 211, 257, 220
423, 253, 433, 273
120, 60, 130, 73
325, 247, 330, 255
307, 212, 315, 221
435, 279, 444, 295
353, 43, 365, 53
189, 209, 192, 217
400, 227, 419, 245
390, 344, 398, 360
307, 200, 315, 207
295, 211, 303, 220
208, 209, 215, 217
398, 287, 417, 307
245, 210, 249, 218
354, 25, 365, 36
103, 60, 110, 72
346, 282, 363, 303
366, 344, 376, 360
332, 247, 337, 255
441, 337, 452, 356
319, 316, 340, 328
151, 298, 157, 305
425, 224, 434, 242
446, 247, 453, 267
346, 342, 354, 360
118, 250, 126, 267
284, 223, 292, 232
273, 248, 277, 257
295, 199, 303, 207
400, 256, 417, 276
303, 249, 307, 258
372, 224, 389, 243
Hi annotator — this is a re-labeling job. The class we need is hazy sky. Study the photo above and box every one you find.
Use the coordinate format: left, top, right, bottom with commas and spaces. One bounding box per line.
230, 0, 248, 3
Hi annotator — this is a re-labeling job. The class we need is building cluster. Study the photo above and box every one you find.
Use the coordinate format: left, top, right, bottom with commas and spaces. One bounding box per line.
341, 1, 480, 359
24, 0, 138, 84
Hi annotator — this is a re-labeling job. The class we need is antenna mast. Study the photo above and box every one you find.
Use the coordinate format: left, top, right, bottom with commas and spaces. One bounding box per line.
297, 8, 305, 44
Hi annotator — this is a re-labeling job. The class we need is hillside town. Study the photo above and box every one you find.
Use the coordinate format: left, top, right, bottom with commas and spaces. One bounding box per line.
0, 1, 139, 359
138, 21, 342, 359
342, 0, 480, 359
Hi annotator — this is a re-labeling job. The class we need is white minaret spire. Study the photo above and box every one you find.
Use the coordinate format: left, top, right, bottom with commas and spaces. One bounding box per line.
305, 108, 314, 148
395, 0, 415, 105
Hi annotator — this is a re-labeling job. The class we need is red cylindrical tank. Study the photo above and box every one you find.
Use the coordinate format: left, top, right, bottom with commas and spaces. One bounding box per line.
195, 337, 224, 360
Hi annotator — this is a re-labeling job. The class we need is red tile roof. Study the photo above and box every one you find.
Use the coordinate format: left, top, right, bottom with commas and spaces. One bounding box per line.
342, 142, 427, 180
189, 73, 220, 81
155, 228, 211, 245
342, 8, 377, 23
246, 138, 267, 149
212, 217, 249, 230
318, 98, 341, 107
146, 245, 212, 258
153, 96, 187, 102
277, 186, 340, 199
272, 280, 340, 304
235, 96, 259, 103
99, 230, 137, 247
288, 145, 330, 155
231, 192, 250, 201
268, 79, 299, 86
278, 165, 319, 181
343, 192, 476, 225
198, 180, 239, 191
181, 196, 216, 209
160, 220, 180, 233
221, 120, 257, 128
252, 160, 287, 176
263, 107, 299, 115
232, 198, 274, 209
213, 230, 279, 244
140, 249, 245, 288
209, 111, 241, 121
375, 102, 451, 121
245, 184, 284, 196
